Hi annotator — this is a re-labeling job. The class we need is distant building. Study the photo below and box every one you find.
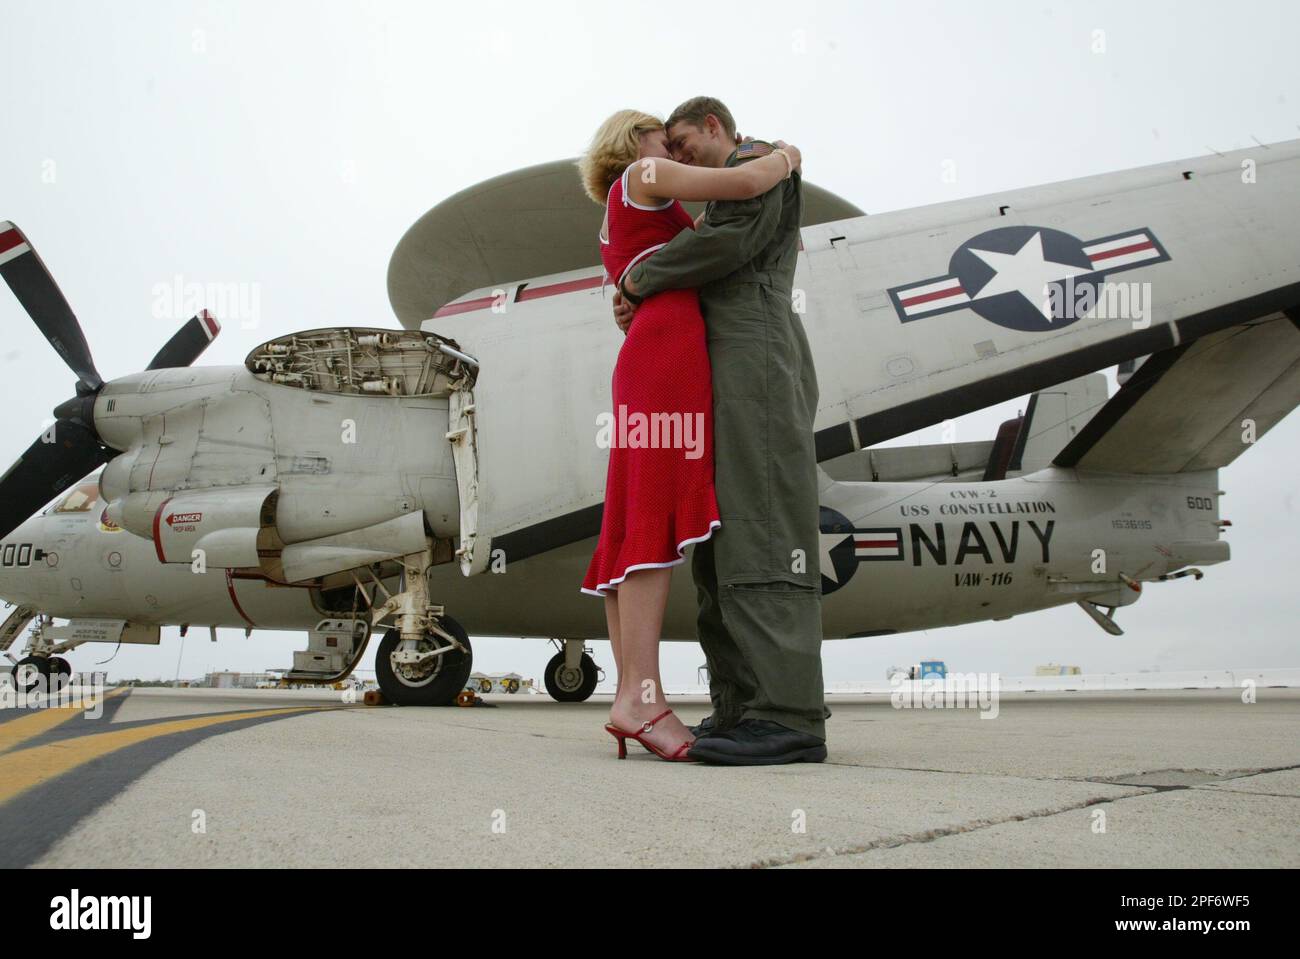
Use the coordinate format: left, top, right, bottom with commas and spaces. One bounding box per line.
467, 672, 531, 694
1035, 664, 1082, 676
202, 671, 278, 689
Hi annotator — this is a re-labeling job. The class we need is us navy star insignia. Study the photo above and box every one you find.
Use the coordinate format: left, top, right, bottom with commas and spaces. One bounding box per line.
967, 230, 1093, 322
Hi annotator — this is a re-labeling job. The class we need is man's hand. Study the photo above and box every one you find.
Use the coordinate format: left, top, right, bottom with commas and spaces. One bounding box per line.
613, 289, 636, 334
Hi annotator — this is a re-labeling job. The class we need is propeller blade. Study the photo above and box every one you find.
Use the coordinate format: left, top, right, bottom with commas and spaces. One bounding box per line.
146, 310, 222, 370
0, 420, 111, 540
0, 221, 102, 392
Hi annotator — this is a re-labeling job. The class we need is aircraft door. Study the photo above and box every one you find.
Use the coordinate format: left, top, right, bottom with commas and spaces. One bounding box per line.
447, 382, 485, 576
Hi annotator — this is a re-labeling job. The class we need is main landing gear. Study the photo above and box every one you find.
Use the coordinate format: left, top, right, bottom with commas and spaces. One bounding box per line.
357, 544, 473, 707
375, 617, 473, 707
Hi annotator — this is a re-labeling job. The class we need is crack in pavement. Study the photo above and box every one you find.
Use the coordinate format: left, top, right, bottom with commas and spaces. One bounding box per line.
746, 761, 1300, 868
746, 787, 1151, 868
1073, 763, 1300, 792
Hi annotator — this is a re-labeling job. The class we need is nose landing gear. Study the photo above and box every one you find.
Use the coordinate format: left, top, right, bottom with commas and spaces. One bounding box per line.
544, 639, 601, 703
5, 611, 74, 694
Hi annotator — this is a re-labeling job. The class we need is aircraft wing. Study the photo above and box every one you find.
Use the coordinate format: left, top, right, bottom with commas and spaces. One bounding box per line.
1052, 313, 1300, 473
803, 140, 1300, 457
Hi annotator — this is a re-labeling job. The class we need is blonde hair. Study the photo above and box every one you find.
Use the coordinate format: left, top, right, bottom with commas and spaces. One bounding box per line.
577, 109, 664, 206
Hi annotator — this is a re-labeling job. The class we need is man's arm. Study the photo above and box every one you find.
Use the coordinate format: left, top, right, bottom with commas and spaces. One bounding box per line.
623, 182, 783, 300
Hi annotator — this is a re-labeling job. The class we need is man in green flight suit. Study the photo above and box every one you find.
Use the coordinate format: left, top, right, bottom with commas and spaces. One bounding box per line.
614, 96, 827, 765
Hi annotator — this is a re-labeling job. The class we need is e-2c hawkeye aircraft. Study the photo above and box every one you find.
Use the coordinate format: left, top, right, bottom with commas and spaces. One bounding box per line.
2, 139, 1297, 705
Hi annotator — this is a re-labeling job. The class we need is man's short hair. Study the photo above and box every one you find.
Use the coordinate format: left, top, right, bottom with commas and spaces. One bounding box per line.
666, 96, 736, 141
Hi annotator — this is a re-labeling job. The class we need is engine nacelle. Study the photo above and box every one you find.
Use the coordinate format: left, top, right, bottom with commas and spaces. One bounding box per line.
92, 326, 479, 581
104, 486, 276, 567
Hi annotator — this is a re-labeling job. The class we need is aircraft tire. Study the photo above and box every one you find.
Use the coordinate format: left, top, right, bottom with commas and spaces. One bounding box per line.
11, 656, 51, 695
544, 651, 599, 703
375, 618, 473, 707
48, 657, 72, 690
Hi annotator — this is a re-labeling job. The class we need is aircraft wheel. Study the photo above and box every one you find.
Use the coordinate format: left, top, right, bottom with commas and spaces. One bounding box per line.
48, 657, 72, 691
544, 651, 599, 703
11, 656, 51, 695
375, 617, 473, 707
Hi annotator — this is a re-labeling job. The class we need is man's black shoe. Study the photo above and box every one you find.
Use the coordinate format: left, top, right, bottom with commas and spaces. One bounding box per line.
688, 719, 827, 765
688, 715, 717, 738
689, 714, 741, 737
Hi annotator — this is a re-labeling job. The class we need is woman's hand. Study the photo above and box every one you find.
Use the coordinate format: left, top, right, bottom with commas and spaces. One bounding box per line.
773, 140, 801, 175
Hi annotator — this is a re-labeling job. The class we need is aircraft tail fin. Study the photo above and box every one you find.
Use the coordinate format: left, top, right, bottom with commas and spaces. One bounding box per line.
994, 373, 1111, 477
1053, 312, 1300, 474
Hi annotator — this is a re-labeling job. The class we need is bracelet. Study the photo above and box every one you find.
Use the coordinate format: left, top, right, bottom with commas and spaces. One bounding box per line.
773, 148, 794, 179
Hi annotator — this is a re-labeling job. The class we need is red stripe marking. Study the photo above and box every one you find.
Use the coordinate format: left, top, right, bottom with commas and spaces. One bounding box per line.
516, 274, 605, 302
433, 294, 501, 318
855, 538, 899, 548
900, 284, 965, 308
201, 310, 220, 338
0, 228, 26, 256
225, 569, 257, 627
229, 570, 313, 588
152, 497, 173, 563
1088, 240, 1154, 262
433, 272, 606, 317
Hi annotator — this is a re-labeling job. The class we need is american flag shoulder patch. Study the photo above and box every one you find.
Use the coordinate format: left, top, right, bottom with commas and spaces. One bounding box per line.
734, 140, 773, 161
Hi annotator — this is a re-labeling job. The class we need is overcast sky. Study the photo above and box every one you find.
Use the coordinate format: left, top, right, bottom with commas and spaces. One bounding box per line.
2, 0, 1297, 685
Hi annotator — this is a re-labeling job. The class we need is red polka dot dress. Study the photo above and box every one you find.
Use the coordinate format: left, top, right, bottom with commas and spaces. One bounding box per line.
581, 165, 721, 597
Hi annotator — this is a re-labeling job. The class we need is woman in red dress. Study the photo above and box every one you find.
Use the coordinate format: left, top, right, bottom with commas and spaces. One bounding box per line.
577, 110, 800, 760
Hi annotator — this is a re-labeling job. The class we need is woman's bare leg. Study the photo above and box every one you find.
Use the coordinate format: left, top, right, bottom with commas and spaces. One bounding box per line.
604, 592, 623, 701
608, 567, 694, 754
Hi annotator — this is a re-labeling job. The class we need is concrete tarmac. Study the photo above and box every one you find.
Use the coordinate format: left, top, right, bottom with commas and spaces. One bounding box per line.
1, 686, 1296, 868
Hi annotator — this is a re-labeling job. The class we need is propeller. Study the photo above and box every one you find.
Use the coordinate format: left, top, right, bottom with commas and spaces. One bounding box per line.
0, 222, 101, 393
0, 421, 109, 542
147, 309, 222, 371
0, 221, 222, 539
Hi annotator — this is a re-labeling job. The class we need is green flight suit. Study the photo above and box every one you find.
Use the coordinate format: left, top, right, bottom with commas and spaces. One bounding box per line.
624, 142, 826, 740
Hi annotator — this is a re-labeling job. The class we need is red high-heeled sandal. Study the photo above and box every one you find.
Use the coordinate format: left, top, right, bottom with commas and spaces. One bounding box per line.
605, 708, 695, 761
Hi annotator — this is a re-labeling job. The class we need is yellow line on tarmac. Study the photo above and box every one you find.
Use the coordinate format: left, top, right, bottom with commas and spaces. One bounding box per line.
0, 705, 327, 806
0, 688, 130, 756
